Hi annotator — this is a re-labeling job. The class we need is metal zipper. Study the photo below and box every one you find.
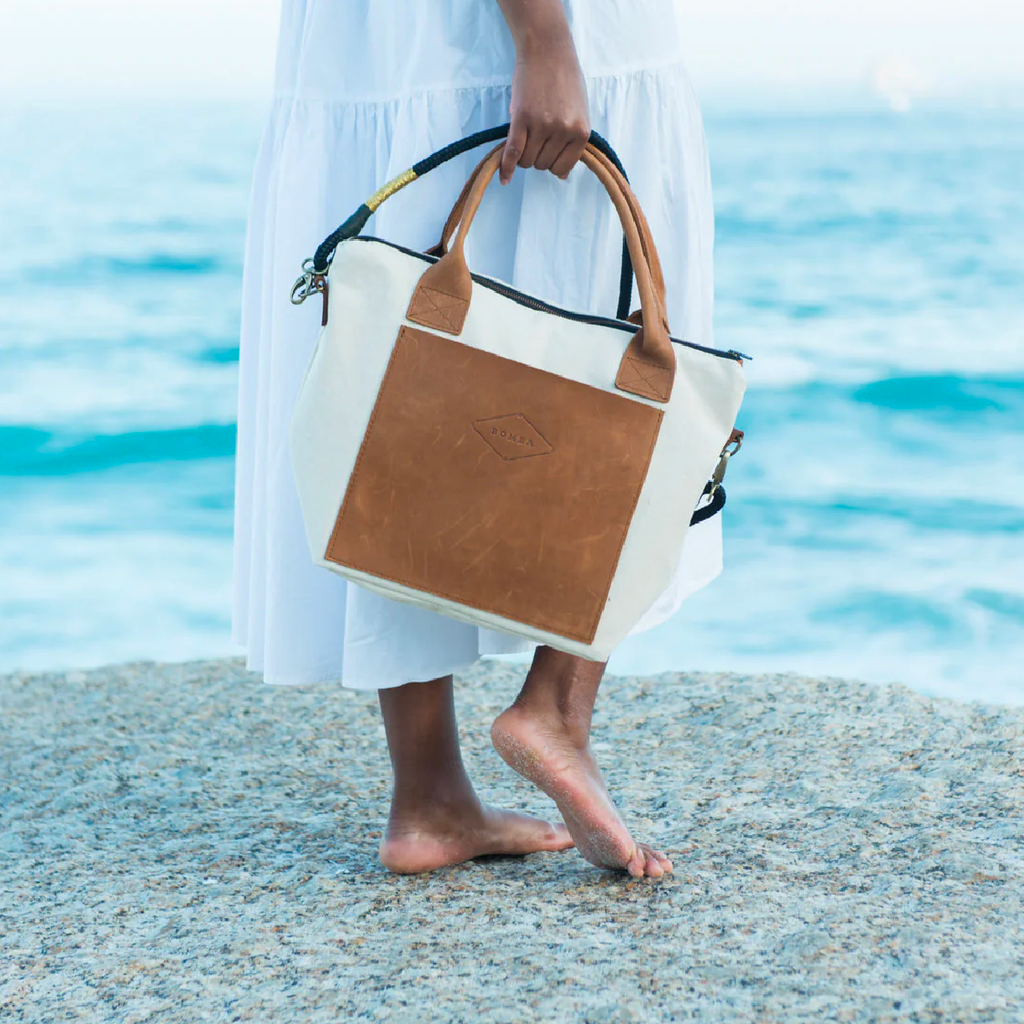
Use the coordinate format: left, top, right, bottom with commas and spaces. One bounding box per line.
348, 236, 751, 363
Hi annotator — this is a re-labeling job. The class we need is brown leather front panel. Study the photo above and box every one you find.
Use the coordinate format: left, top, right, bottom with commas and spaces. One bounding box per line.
325, 326, 663, 643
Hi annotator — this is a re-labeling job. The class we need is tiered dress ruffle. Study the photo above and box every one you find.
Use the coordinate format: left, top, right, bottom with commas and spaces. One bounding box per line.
233, 0, 721, 688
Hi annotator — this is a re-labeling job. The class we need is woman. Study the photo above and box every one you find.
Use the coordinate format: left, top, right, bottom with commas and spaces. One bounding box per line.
234, 0, 718, 878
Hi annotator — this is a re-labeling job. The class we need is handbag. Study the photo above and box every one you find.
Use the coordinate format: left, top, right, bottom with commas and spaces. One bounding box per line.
289, 127, 748, 660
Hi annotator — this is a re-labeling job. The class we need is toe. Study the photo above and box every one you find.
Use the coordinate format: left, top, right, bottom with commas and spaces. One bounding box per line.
635, 843, 665, 878
486, 807, 577, 855
545, 821, 575, 851
626, 846, 646, 877
621, 842, 671, 879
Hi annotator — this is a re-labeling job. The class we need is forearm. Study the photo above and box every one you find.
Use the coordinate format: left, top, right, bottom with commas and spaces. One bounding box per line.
493, 0, 589, 182
494, 0, 573, 54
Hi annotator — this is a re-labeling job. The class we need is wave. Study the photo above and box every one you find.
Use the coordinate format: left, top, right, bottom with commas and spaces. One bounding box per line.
851, 374, 1024, 414
730, 494, 1024, 535
0, 424, 236, 477
741, 373, 1024, 426
3, 373, 1020, 478
21, 252, 241, 285
102, 253, 226, 276
717, 208, 936, 243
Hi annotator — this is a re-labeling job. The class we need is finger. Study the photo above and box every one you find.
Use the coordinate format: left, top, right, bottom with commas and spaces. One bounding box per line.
517, 125, 546, 171
533, 132, 567, 173
550, 131, 588, 180
549, 144, 578, 181
500, 122, 527, 185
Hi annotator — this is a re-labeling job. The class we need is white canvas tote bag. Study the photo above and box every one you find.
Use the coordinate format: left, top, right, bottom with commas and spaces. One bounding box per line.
289, 130, 747, 660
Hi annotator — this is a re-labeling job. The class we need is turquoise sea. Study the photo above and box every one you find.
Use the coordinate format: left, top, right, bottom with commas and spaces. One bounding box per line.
1, 102, 1022, 703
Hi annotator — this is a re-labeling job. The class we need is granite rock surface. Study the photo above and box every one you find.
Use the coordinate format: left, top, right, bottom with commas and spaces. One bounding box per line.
1, 658, 1022, 1023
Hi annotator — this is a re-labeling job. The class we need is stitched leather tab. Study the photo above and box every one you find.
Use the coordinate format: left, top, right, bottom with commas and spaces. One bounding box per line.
407, 284, 469, 334
406, 255, 472, 335
615, 331, 675, 403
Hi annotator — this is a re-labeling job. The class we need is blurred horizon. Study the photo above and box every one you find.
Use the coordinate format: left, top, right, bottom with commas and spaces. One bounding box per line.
1, 1, 1023, 106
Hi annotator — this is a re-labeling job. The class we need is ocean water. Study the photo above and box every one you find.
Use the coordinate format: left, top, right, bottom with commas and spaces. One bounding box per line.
1, 103, 1022, 703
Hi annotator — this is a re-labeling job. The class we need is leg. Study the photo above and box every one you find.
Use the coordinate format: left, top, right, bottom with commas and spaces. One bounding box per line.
491, 648, 673, 878
377, 674, 573, 873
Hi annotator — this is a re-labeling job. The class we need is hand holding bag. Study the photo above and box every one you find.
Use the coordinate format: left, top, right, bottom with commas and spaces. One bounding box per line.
289, 132, 747, 660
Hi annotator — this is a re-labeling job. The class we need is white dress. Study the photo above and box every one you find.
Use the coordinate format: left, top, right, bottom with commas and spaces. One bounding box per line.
233, 0, 721, 689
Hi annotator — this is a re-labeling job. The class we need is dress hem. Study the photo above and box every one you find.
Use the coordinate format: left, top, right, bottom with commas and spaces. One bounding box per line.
250, 651, 527, 691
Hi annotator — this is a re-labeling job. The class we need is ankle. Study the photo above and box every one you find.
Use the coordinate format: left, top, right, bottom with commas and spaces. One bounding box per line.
503, 647, 603, 751
387, 775, 483, 829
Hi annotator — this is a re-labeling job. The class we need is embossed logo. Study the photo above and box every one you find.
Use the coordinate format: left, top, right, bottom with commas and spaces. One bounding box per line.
472, 414, 553, 461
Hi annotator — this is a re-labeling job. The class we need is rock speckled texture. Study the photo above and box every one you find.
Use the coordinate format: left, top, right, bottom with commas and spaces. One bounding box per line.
2, 658, 1022, 1022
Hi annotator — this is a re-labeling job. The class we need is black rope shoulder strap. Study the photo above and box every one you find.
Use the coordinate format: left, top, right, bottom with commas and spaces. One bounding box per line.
309, 124, 636, 321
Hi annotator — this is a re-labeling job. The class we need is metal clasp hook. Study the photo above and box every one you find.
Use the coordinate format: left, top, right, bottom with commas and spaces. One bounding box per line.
290, 258, 322, 305
290, 258, 330, 324
709, 429, 744, 496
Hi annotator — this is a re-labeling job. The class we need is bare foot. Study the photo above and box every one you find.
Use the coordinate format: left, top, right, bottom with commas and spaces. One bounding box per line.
379, 804, 574, 874
491, 706, 673, 879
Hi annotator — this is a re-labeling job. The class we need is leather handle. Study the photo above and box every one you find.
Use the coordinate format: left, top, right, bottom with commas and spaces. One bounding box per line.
442, 147, 669, 335
310, 125, 635, 317
405, 145, 676, 402
584, 145, 669, 331
429, 143, 668, 327
428, 145, 500, 258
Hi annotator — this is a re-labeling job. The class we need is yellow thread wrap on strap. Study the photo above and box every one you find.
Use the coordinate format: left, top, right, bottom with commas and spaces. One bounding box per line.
365, 169, 418, 213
